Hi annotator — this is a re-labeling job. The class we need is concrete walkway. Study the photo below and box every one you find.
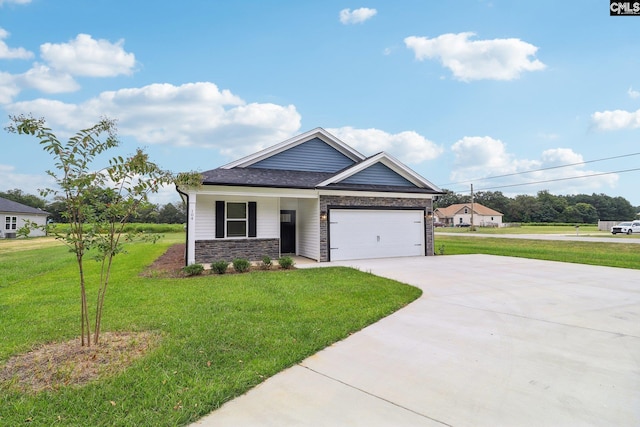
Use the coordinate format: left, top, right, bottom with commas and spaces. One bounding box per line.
192, 255, 640, 426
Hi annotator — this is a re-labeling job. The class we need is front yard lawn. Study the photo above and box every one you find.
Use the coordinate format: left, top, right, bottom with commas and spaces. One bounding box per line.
0, 237, 421, 426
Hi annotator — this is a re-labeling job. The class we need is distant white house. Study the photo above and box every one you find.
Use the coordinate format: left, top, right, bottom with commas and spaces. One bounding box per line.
435, 203, 503, 227
0, 196, 49, 238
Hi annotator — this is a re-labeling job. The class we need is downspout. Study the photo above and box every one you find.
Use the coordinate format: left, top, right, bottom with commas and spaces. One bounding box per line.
176, 184, 190, 267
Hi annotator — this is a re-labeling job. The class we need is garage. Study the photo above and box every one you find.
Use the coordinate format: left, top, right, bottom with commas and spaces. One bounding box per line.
328, 209, 425, 261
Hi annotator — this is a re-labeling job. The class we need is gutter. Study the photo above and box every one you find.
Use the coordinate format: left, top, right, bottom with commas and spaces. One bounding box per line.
175, 184, 189, 267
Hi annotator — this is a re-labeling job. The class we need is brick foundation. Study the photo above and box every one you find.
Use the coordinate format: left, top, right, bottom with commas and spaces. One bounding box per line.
195, 238, 280, 263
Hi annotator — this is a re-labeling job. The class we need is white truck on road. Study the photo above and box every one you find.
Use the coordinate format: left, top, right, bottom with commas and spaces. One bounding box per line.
611, 221, 640, 235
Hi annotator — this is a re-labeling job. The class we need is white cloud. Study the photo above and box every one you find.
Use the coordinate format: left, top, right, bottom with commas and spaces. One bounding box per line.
404, 32, 546, 81
40, 34, 135, 77
339, 7, 377, 24
591, 109, 640, 130
628, 87, 640, 99
0, 27, 33, 59
0, 164, 54, 197
449, 136, 617, 195
0, 33, 136, 103
8, 82, 301, 157
0, 71, 20, 103
17, 63, 80, 93
451, 136, 526, 173
328, 126, 443, 164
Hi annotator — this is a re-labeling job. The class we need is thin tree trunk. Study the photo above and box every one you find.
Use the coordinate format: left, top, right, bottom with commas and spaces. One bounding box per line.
94, 227, 120, 345
93, 256, 112, 345
77, 255, 91, 347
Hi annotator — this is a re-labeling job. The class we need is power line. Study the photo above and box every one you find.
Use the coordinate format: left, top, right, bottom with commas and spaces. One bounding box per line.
470, 167, 640, 192
439, 151, 640, 187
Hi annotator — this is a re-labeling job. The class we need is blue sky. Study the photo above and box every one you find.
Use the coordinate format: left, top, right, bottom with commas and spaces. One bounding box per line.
1, 0, 639, 206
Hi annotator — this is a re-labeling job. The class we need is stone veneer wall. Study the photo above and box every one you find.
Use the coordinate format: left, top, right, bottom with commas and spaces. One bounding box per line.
319, 195, 434, 262
195, 238, 280, 263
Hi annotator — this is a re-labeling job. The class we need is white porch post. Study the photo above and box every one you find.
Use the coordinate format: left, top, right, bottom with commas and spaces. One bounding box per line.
187, 193, 196, 265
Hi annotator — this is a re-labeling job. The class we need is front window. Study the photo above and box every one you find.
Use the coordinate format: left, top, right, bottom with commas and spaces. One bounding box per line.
226, 202, 247, 237
5, 216, 17, 230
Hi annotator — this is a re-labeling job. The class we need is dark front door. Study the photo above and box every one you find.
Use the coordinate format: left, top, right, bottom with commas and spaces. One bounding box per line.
280, 210, 296, 254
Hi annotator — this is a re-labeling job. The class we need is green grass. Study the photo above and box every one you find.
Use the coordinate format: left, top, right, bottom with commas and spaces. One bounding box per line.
435, 235, 640, 269
0, 234, 421, 426
435, 223, 606, 235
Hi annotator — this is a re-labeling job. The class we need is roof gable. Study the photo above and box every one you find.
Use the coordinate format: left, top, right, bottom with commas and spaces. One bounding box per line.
340, 162, 416, 187
249, 137, 356, 173
221, 128, 365, 172
318, 152, 441, 192
194, 128, 443, 195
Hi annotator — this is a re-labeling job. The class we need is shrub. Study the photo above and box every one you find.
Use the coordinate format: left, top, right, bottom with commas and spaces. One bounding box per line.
211, 260, 229, 274
259, 255, 272, 270
16, 224, 31, 239
232, 258, 251, 273
182, 263, 204, 277
278, 256, 294, 270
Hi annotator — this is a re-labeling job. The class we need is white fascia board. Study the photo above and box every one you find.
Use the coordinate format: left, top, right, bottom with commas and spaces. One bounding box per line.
195, 185, 319, 199
220, 128, 366, 169
317, 189, 436, 199
317, 152, 442, 192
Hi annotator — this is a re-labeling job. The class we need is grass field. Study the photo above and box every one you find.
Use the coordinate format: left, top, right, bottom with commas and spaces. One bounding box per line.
2, 226, 638, 425
435, 235, 640, 270
0, 233, 421, 426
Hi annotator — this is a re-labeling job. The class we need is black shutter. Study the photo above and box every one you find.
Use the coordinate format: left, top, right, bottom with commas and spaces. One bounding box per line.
248, 202, 257, 237
215, 201, 225, 238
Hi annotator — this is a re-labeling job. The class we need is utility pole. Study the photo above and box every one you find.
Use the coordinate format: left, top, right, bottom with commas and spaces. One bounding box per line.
470, 184, 474, 228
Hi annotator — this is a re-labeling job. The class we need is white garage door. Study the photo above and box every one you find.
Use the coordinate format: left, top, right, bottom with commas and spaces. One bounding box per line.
329, 209, 424, 261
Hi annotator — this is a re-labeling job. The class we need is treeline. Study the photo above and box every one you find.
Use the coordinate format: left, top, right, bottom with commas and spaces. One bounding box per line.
4, 188, 638, 225
0, 188, 186, 224
436, 189, 639, 223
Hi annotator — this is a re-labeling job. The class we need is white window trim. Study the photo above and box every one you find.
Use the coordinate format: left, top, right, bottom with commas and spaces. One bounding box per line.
5, 216, 17, 230
226, 202, 248, 238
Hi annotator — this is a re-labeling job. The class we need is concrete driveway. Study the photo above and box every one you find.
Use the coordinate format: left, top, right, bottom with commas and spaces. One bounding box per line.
193, 255, 640, 426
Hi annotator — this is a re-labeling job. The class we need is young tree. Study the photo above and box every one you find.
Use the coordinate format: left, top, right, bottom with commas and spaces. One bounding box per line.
6, 115, 184, 346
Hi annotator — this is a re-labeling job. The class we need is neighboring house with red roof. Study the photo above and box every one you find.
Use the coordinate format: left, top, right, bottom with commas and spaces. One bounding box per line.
0, 196, 49, 238
176, 128, 444, 264
434, 203, 503, 227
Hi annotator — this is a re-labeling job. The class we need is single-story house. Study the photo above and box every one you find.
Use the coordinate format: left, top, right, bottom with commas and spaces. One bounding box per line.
0, 196, 49, 238
435, 203, 503, 227
177, 128, 443, 264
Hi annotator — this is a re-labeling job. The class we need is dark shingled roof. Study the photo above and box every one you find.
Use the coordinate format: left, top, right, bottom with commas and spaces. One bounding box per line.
0, 197, 49, 215
202, 168, 335, 189
201, 168, 439, 194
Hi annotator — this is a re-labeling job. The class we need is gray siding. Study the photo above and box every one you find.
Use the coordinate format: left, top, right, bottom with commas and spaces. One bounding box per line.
341, 163, 417, 187
250, 138, 355, 172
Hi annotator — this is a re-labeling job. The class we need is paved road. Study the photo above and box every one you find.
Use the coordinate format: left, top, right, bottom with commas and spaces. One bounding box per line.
192, 255, 640, 426
436, 232, 640, 244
